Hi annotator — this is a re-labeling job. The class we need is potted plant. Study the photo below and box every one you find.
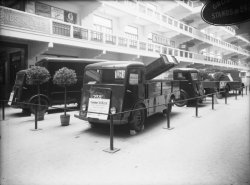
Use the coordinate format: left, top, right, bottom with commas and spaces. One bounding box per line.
53, 67, 77, 126
26, 66, 51, 120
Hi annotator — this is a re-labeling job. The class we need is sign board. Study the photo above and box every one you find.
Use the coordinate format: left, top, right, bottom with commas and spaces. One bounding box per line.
201, 0, 250, 25
87, 87, 111, 120
35, 2, 51, 18
1, 7, 50, 34
129, 73, 139, 85
51, 7, 64, 21
64, 10, 77, 24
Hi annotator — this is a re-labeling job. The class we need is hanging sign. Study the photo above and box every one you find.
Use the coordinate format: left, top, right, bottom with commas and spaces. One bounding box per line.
201, 0, 250, 25
64, 10, 77, 24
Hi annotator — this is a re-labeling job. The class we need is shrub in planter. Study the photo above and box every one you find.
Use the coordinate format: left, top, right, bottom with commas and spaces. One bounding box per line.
26, 66, 51, 120
53, 67, 77, 126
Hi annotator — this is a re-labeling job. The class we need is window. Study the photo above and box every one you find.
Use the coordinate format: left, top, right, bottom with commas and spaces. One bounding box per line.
84, 69, 125, 84
125, 25, 138, 40
93, 15, 112, 34
146, 3, 157, 12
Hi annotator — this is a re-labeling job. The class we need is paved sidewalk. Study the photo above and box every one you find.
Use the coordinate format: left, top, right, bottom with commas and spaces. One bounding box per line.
1, 93, 249, 185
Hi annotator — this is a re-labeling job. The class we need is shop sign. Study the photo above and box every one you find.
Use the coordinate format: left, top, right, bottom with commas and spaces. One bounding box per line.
0, 7, 50, 34
201, 0, 250, 25
35, 2, 51, 18
51, 7, 64, 21
64, 10, 77, 24
87, 87, 111, 120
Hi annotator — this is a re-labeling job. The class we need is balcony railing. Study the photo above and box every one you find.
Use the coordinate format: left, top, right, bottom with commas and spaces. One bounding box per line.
102, 1, 250, 56
182, 0, 203, 8
0, 6, 247, 69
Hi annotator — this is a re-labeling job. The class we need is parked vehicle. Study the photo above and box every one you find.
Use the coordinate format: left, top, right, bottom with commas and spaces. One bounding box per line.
202, 70, 244, 99
172, 68, 204, 107
75, 55, 181, 132
8, 57, 106, 114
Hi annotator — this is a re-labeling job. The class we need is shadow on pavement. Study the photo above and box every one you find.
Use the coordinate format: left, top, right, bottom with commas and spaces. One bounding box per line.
77, 111, 182, 139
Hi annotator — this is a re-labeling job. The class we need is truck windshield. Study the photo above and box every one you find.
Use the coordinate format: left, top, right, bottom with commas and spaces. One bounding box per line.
84, 69, 125, 84
14, 72, 25, 86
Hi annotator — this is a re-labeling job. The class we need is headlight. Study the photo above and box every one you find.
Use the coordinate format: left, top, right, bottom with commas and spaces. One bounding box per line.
110, 107, 116, 114
81, 104, 86, 111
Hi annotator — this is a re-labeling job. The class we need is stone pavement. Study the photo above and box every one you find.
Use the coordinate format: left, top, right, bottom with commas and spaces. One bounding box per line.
0, 92, 249, 185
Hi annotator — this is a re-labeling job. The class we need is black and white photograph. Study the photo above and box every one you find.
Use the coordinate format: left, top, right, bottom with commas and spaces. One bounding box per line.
0, 0, 250, 185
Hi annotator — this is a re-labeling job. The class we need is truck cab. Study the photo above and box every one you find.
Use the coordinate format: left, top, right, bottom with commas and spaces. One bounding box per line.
76, 56, 180, 132
173, 68, 204, 107
76, 61, 146, 129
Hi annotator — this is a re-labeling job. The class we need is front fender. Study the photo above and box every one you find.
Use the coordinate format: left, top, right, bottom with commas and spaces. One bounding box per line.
29, 94, 49, 104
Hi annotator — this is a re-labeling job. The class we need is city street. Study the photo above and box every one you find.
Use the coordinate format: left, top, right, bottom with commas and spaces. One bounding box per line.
1, 92, 249, 185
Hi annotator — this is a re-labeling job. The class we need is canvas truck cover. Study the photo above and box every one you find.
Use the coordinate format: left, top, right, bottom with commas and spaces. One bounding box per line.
145, 55, 179, 80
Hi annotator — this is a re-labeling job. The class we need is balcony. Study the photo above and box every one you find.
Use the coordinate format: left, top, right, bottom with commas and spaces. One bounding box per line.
0, 6, 247, 70
102, 1, 250, 57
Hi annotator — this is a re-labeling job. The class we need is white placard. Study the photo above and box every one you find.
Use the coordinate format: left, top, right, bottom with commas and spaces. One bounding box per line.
8, 91, 14, 106
87, 98, 110, 120
129, 73, 138, 85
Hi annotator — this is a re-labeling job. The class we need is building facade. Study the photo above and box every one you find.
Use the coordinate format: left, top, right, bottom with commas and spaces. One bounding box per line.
0, 0, 250, 99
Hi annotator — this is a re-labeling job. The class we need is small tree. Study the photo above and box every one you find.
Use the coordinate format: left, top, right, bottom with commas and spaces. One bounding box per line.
26, 66, 50, 113
53, 67, 77, 116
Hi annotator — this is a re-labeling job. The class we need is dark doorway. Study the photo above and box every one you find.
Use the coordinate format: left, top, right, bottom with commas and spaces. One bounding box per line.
0, 42, 27, 102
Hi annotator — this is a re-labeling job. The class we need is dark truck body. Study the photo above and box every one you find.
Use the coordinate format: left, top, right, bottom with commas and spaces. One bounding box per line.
75, 55, 181, 132
172, 68, 204, 107
202, 70, 244, 98
8, 57, 106, 113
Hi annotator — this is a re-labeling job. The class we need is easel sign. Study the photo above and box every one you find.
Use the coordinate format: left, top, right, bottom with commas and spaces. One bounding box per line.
87, 87, 112, 120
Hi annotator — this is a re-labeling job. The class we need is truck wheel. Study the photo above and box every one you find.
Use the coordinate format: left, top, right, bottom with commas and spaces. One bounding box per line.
216, 92, 223, 99
129, 104, 145, 132
175, 91, 187, 107
22, 108, 31, 116
30, 97, 49, 114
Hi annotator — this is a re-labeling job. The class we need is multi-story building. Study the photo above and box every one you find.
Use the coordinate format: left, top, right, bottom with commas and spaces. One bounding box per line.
0, 0, 250, 99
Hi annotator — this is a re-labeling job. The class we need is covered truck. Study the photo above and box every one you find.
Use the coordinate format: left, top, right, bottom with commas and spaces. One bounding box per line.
75, 55, 181, 132
202, 69, 244, 98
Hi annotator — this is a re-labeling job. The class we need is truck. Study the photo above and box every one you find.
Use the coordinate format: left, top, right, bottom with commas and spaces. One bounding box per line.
8, 57, 107, 114
171, 68, 204, 107
75, 55, 181, 132
201, 70, 244, 99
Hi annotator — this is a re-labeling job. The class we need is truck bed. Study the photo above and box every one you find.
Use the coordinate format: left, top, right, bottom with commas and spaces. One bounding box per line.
145, 79, 180, 98
202, 81, 220, 89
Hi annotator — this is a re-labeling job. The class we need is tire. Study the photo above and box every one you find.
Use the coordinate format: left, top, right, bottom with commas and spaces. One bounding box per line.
22, 108, 31, 115
129, 104, 145, 132
175, 91, 188, 107
216, 91, 223, 99
30, 97, 49, 114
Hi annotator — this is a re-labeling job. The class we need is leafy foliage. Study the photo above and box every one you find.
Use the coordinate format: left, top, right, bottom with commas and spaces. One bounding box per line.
53, 67, 77, 87
26, 66, 50, 85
